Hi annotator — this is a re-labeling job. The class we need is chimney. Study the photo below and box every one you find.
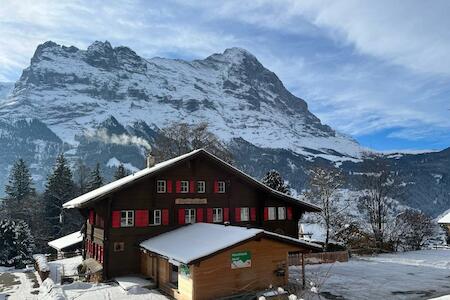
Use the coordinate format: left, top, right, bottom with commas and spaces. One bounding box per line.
146, 154, 156, 168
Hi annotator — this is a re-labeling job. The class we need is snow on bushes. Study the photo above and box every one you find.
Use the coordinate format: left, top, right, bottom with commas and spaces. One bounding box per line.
0, 218, 35, 267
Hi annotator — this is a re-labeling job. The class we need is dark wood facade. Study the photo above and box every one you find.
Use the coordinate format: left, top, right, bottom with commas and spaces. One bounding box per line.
75, 150, 320, 278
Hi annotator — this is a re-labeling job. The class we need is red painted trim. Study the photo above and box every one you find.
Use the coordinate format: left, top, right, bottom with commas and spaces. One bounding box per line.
190, 180, 195, 193
197, 208, 204, 222
207, 208, 213, 223
287, 207, 293, 220
224, 208, 229, 222
264, 207, 269, 221
167, 180, 172, 193
178, 209, 185, 224
135, 210, 149, 227
250, 207, 256, 221
162, 209, 169, 225
213, 180, 219, 193
235, 207, 241, 222
176, 180, 181, 193
112, 211, 121, 228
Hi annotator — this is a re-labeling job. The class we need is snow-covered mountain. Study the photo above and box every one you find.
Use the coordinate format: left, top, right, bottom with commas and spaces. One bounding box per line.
0, 41, 364, 160
0, 41, 448, 217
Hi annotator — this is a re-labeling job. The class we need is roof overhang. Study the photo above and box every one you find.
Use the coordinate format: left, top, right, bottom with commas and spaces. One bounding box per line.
63, 149, 321, 212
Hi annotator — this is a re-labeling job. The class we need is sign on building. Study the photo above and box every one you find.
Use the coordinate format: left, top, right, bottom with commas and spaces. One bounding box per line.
231, 251, 251, 269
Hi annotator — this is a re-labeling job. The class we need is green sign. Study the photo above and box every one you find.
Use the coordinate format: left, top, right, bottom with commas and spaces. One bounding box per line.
231, 251, 251, 269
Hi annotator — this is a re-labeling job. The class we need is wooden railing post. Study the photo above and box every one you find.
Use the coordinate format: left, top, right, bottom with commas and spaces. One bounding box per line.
301, 253, 305, 288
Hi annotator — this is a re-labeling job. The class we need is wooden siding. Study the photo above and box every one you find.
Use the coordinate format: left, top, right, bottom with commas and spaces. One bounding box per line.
86, 155, 308, 278
191, 238, 303, 300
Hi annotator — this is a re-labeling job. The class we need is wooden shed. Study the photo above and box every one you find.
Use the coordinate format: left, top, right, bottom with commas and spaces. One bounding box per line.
139, 223, 321, 300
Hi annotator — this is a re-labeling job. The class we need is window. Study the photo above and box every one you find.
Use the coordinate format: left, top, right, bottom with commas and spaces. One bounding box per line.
153, 210, 161, 225
157, 180, 166, 193
213, 208, 223, 223
185, 208, 196, 224
180, 181, 189, 193
241, 207, 249, 221
170, 264, 178, 287
120, 210, 134, 227
218, 181, 226, 193
95, 213, 104, 228
268, 207, 276, 220
197, 181, 205, 193
113, 242, 125, 252
278, 207, 286, 220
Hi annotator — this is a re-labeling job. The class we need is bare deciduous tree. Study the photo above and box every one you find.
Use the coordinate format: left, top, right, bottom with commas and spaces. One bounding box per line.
304, 167, 345, 250
358, 165, 394, 249
154, 122, 233, 163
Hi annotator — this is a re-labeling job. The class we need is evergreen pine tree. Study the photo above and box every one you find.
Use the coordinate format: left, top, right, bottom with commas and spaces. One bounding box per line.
114, 163, 128, 180
3, 158, 36, 220
0, 219, 35, 268
43, 154, 75, 238
87, 162, 104, 191
261, 170, 291, 195
74, 158, 90, 196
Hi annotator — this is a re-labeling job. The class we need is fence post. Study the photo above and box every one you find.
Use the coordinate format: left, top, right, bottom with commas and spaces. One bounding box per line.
302, 253, 305, 288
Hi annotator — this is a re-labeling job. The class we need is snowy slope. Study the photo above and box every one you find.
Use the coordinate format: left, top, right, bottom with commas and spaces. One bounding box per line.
0, 82, 14, 103
0, 41, 365, 159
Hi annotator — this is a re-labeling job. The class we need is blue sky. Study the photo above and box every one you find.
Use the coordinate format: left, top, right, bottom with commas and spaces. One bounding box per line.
0, 0, 449, 152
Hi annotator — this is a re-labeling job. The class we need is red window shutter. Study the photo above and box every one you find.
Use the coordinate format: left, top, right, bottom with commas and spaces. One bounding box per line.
264, 207, 269, 221
135, 210, 149, 227
235, 208, 241, 222
190, 180, 195, 193
112, 211, 121, 228
178, 209, 185, 224
197, 208, 204, 222
224, 208, 229, 222
162, 209, 169, 225
176, 180, 181, 193
213, 180, 219, 193
89, 210, 95, 224
250, 208, 256, 221
287, 207, 293, 220
100, 246, 103, 264
167, 180, 173, 193
207, 208, 213, 223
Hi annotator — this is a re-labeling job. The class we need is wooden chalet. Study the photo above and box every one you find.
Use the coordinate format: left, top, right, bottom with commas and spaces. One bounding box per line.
63, 149, 321, 297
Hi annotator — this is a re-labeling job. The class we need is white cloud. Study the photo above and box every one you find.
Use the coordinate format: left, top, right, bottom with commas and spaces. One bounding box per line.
0, 0, 449, 148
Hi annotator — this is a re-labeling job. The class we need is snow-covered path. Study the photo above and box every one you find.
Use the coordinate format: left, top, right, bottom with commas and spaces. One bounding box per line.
292, 249, 450, 300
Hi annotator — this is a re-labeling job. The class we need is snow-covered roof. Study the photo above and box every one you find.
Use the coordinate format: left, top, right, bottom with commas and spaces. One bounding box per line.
140, 223, 321, 265
48, 231, 83, 251
63, 148, 320, 211
438, 210, 450, 224
63, 150, 202, 208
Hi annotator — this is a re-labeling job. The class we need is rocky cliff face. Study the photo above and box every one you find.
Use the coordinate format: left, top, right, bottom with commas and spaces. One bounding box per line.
0, 41, 448, 217
0, 40, 363, 159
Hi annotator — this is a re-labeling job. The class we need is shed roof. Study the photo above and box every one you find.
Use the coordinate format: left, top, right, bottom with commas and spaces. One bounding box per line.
63, 149, 320, 212
139, 223, 321, 265
48, 231, 83, 251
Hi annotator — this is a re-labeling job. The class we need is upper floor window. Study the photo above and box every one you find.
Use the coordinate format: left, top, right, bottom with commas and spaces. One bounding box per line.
185, 208, 196, 224
218, 181, 226, 193
120, 210, 134, 227
181, 181, 189, 193
153, 210, 161, 225
213, 208, 223, 223
95, 213, 105, 228
268, 207, 277, 220
197, 181, 206, 193
157, 180, 166, 193
240, 207, 249, 222
278, 207, 286, 220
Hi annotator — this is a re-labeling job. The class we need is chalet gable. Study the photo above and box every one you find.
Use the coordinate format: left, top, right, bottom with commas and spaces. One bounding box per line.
63, 149, 320, 212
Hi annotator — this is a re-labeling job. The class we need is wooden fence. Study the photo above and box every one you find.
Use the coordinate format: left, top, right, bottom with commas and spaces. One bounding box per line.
288, 250, 349, 266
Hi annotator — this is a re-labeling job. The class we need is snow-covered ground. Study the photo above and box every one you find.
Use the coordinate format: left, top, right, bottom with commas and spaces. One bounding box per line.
292, 249, 450, 300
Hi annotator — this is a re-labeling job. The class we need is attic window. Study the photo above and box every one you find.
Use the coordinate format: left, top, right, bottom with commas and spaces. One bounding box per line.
120, 210, 134, 227
157, 180, 166, 193
218, 181, 226, 193
268, 207, 276, 220
180, 181, 189, 193
278, 207, 286, 220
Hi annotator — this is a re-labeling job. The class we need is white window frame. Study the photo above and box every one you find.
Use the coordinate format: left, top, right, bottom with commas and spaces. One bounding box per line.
120, 210, 134, 227
153, 209, 161, 225
156, 180, 166, 193
213, 208, 223, 223
268, 207, 277, 220
241, 207, 249, 221
185, 208, 196, 224
218, 181, 226, 193
197, 181, 206, 193
277, 207, 286, 220
180, 181, 189, 193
